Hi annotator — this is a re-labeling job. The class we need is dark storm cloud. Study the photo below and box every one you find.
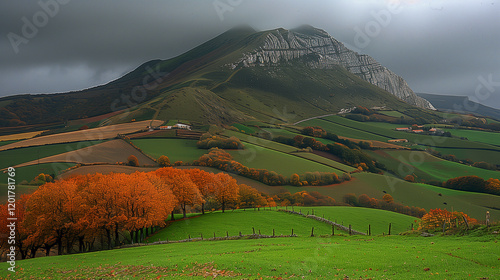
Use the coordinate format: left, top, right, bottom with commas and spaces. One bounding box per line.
1, 0, 499, 108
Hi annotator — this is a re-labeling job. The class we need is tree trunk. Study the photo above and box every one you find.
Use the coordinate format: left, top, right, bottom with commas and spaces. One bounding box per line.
202, 203, 205, 214
57, 236, 63, 255
78, 236, 85, 253
115, 226, 120, 247
222, 202, 226, 213
105, 228, 112, 249
171, 210, 175, 221
182, 205, 187, 218
43, 243, 53, 256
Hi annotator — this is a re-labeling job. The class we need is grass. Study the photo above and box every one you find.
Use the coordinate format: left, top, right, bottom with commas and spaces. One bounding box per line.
367, 149, 500, 182
131, 139, 207, 163
284, 172, 500, 221
288, 206, 417, 235
228, 142, 344, 177
0, 141, 104, 169
222, 130, 297, 153
321, 116, 500, 151
441, 128, 500, 147
431, 147, 500, 165
0, 140, 18, 147
301, 118, 389, 141
150, 209, 333, 242
231, 123, 256, 134
378, 110, 407, 118
150, 207, 415, 242
3, 234, 498, 279
292, 152, 355, 173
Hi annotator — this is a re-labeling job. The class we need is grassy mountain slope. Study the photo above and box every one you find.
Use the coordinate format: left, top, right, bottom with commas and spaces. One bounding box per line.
1, 26, 438, 127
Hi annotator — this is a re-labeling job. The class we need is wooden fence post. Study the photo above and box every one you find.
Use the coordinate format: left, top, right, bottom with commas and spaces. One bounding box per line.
273, 229, 275, 237
368, 224, 371, 236
332, 225, 335, 236
311, 227, 314, 237
388, 223, 392, 235
292, 228, 294, 236
201, 233, 203, 240
226, 231, 229, 238
253, 227, 255, 235
349, 225, 352, 236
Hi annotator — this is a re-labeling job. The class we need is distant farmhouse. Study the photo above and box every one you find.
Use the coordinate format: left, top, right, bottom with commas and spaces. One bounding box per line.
389, 125, 444, 143
149, 123, 191, 131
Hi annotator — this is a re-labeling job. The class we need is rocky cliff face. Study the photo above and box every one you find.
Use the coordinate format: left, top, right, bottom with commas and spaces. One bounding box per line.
231, 26, 435, 110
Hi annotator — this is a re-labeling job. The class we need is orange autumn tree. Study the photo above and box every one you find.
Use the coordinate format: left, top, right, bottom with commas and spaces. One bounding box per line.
25, 179, 85, 255
118, 172, 174, 243
155, 168, 203, 218
211, 173, 239, 212
0, 194, 32, 259
419, 208, 478, 231
238, 184, 267, 208
184, 168, 217, 214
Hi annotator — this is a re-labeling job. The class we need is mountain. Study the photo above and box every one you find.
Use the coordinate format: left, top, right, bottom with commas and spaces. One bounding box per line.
0, 25, 436, 127
416, 92, 500, 121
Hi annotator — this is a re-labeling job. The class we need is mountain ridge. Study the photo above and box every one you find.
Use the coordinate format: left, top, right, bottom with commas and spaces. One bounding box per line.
0, 25, 436, 127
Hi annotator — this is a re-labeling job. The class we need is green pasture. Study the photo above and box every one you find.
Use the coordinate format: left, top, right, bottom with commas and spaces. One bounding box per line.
285, 172, 500, 221
441, 128, 500, 147
300, 119, 389, 141
431, 147, 500, 165
0, 162, 76, 184
378, 110, 407, 118
222, 130, 297, 153
0, 141, 104, 169
0, 140, 18, 147
4, 234, 499, 279
151, 210, 333, 241
290, 206, 417, 235
228, 142, 343, 177
322, 116, 500, 151
367, 150, 500, 182
132, 139, 206, 163
231, 123, 256, 134
292, 152, 355, 173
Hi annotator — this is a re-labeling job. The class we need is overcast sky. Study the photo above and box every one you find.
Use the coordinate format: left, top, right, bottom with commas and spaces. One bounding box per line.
1, 0, 499, 108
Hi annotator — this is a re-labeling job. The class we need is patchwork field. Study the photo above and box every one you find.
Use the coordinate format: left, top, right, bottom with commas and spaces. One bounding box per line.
13, 139, 156, 168
228, 142, 344, 177
284, 173, 500, 221
441, 128, 500, 147
0, 141, 104, 169
321, 116, 500, 151
0, 120, 162, 151
301, 118, 389, 141
132, 138, 207, 163
0, 130, 47, 141
367, 149, 500, 182
431, 147, 500, 165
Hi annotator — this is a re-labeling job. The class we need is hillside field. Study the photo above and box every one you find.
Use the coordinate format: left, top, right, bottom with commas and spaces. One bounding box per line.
367, 149, 500, 182
2, 232, 498, 279
284, 173, 500, 221
0, 141, 104, 169
151, 207, 417, 242
132, 138, 207, 163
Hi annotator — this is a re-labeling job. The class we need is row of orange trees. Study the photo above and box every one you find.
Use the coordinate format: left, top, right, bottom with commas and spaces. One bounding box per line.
0, 168, 268, 259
